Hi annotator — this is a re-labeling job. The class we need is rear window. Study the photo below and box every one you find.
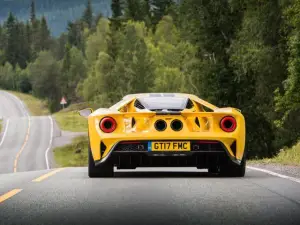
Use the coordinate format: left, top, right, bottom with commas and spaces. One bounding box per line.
138, 97, 188, 110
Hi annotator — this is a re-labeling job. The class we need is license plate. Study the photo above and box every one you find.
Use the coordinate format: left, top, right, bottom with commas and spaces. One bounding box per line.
149, 141, 190, 151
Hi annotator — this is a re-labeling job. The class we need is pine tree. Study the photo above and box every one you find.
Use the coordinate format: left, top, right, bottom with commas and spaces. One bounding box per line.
82, 0, 93, 28
124, 0, 143, 21
39, 16, 51, 50
5, 12, 18, 68
111, 0, 123, 18
67, 21, 84, 52
30, 0, 36, 24
62, 42, 71, 72
151, 0, 174, 26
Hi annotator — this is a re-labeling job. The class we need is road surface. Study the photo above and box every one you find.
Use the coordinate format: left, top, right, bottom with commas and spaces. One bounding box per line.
0, 91, 53, 173
0, 167, 300, 225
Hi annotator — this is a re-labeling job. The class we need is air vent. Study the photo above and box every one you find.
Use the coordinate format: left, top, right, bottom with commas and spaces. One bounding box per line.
230, 141, 237, 156
186, 99, 194, 109
100, 142, 107, 156
195, 118, 200, 127
134, 100, 145, 109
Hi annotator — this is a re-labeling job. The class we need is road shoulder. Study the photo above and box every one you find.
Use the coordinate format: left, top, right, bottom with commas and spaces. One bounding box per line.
248, 162, 300, 179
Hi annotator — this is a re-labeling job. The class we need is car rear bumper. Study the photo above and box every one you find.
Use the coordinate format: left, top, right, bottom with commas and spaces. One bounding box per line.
94, 140, 242, 168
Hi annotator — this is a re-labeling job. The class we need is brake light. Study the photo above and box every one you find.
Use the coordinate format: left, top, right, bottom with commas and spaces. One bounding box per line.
99, 117, 117, 133
220, 116, 237, 132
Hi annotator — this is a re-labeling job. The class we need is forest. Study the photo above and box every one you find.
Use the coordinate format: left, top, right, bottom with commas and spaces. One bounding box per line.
0, 0, 300, 159
0, 0, 111, 36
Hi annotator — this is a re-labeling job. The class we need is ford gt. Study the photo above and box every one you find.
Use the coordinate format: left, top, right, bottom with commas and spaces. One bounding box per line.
79, 93, 246, 178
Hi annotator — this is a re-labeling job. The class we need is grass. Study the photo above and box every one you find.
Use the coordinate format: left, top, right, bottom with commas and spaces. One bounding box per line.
53, 105, 89, 132
7, 91, 50, 116
53, 136, 89, 167
250, 142, 300, 166
53, 102, 100, 132
0, 119, 2, 133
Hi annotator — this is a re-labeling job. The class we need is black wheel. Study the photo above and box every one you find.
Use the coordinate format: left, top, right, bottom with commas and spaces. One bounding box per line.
88, 146, 114, 178
219, 154, 246, 177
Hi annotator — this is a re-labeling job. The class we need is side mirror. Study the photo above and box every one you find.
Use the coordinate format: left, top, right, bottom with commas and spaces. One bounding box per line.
78, 108, 93, 118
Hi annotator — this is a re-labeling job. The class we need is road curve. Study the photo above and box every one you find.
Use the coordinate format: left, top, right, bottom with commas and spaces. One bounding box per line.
0, 167, 300, 225
0, 91, 53, 174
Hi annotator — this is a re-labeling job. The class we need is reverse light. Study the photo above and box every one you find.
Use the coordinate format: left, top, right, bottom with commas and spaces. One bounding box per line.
220, 116, 237, 132
99, 117, 117, 133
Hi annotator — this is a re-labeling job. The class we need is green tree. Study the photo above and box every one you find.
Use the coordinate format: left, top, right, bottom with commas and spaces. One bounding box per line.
28, 51, 62, 112
67, 21, 85, 52
0, 62, 16, 90
30, 0, 36, 24
82, 0, 93, 28
151, 0, 174, 27
117, 21, 155, 94
274, 0, 300, 147
38, 16, 51, 51
85, 18, 111, 66
62, 45, 87, 102
112, 0, 123, 18
4, 12, 18, 68
124, 0, 144, 21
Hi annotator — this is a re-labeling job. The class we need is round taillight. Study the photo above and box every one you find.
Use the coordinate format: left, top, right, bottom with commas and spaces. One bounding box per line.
220, 116, 237, 132
100, 117, 117, 133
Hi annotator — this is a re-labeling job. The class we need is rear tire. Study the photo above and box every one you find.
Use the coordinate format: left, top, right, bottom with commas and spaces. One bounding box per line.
219, 153, 246, 177
88, 146, 114, 178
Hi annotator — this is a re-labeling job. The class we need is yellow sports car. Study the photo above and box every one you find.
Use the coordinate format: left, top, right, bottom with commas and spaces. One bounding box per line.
79, 93, 246, 178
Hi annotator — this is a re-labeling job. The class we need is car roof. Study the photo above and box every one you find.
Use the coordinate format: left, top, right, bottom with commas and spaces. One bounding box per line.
123, 93, 197, 99
120, 93, 218, 110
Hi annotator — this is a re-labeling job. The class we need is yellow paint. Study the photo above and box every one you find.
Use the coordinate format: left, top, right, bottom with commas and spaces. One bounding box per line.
32, 168, 65, 182
14, 117, 31, 173
83, 93, 246, 162
0, 189, 22, 203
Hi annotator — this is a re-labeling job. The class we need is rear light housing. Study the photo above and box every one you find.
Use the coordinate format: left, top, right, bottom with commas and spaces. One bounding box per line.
99, 117, 117, 133
220, 116, 237, 132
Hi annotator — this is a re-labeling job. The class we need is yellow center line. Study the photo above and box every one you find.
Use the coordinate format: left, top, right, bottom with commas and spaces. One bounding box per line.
32, 168, 65, 182
14, 117, 31, 173
0, 189, 23, 203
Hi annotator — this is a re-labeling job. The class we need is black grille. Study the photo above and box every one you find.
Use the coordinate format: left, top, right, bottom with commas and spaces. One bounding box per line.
134, 100, 145, 109
114, 142, 148, 152
191, 141, 224, 152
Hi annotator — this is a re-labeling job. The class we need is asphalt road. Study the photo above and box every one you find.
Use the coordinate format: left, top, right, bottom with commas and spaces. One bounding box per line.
0, 167, 300, 225
0, 91, 53, 173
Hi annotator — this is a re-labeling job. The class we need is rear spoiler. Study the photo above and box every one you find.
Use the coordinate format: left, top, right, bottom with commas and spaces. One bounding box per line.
79, 108, 240, 119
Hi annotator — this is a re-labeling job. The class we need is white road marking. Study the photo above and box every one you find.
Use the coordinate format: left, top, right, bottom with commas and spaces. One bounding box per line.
45, 116, 54, 170
5, 92, 29, 117
0, 119, 10, 148
247, 166, 300, 184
